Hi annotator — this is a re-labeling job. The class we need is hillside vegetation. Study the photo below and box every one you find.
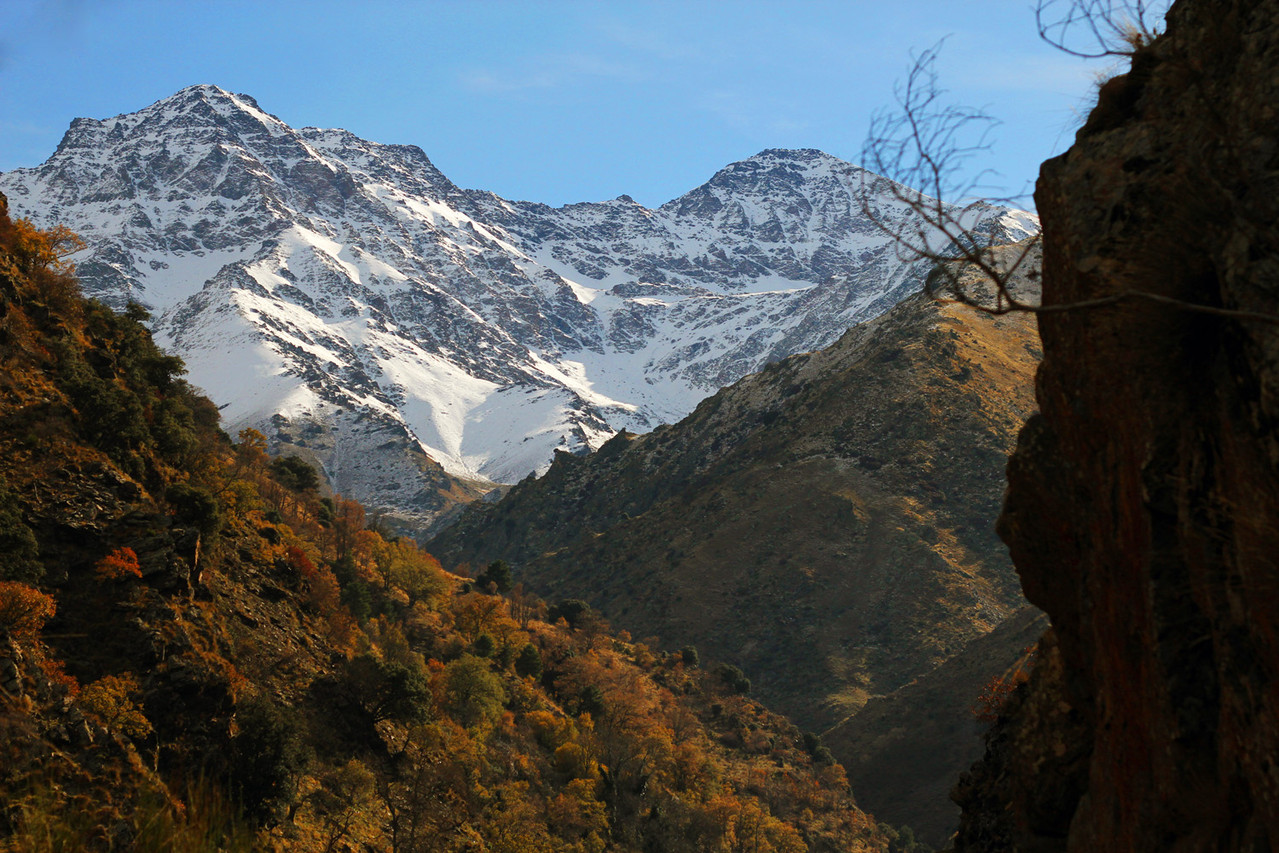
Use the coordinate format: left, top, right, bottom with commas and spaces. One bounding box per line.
0, 194, 893, 852
430, 245, 1042, 736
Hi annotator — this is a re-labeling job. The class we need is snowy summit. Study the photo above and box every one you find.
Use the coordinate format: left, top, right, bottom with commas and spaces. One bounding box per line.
0, 85, 1036, 526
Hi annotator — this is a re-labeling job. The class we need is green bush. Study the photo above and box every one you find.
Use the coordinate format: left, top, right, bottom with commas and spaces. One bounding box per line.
166, 483, 223, 537
576, 684, 606, 718
340, 580, 373, 623
472, 632, 496, 658
0, 479, 40, 582
151, 390, 201, 462
548, 599, 591, 629
443, 655, 506, 727
886, 822, 933, 853
269, 455, 320, 493
475, 559, 513, 593
803, 732, 836, 765
514, 643, 543, 679
342, 653, 431, 727
716, 663, 751, 695
227, 695, 310, 826
53, 300, 200, 473
58, 349, 148, 463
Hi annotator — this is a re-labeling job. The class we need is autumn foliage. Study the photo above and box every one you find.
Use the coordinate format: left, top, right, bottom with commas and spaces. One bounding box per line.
0, 581, 55, 637
94, 547, 142, 582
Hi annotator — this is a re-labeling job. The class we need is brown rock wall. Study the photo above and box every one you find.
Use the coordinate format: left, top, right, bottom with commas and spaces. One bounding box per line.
958, 0, 1279, 849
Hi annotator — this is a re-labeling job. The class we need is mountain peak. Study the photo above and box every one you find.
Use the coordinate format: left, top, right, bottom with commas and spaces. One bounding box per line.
161, 83, 268, 112
171, 82, 235, 100
146, 83, 289, 132
1, 85, 1033, 528
49, 83, 293, 162
690, 148, 857, 192
749, 147, 832, 161
737, 148, 856, 172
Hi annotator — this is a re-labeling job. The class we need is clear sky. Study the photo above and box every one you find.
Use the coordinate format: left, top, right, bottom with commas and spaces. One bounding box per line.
0, 0, 1114, 209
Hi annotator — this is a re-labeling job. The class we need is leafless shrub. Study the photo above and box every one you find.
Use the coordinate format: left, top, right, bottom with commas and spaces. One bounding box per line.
859, 42, 1041, 316
1036, 0, 1170, 59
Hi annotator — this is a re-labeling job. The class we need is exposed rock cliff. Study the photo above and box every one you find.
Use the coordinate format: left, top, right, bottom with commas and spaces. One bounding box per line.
954, 0, 1279, 848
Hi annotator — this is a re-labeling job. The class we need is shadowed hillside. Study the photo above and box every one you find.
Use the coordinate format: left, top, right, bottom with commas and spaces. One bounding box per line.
430, 244, 1044, 849
432, 244, 1041, 734
825, 606, 1047, 847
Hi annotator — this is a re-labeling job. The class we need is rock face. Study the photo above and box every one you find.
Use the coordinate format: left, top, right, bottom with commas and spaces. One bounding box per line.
430, 244, 1042, 765
0, 86, 1034, 529
954, 1, 1279, 849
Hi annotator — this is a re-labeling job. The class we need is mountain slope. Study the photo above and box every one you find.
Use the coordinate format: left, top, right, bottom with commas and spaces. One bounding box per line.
0, 85, 1035, 528
825, 606, 1047, 848
0, 195, 890, 852
429, 243, 1043, 736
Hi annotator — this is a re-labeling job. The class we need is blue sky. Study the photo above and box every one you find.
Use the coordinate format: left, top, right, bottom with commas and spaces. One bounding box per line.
0, 1, 1112, 209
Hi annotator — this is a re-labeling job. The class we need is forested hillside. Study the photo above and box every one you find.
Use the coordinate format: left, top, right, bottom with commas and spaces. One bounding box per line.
0, 194, 894, 852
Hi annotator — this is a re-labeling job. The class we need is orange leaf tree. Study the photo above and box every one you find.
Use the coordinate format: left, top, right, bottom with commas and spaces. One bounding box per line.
0, 581, 55, 637
94, 547, 142, 582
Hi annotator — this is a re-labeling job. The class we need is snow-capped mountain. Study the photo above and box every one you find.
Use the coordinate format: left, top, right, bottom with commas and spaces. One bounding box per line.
0, 84, 1036, 527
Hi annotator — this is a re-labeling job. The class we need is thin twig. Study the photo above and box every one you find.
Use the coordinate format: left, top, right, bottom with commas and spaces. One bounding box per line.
941, 287, 1279, 325
860, 26, 1279, 329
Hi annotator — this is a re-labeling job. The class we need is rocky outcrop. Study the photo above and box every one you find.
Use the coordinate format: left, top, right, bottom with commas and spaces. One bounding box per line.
954, 1, 1279, 848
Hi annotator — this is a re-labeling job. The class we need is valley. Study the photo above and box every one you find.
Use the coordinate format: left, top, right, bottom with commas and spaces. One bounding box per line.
0, 84, 1051, 849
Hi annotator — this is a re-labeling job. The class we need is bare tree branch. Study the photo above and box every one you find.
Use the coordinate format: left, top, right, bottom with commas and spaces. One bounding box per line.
860, 27, 1279, 326
1036, 0, 1172, 58
858, 41, 1042, 315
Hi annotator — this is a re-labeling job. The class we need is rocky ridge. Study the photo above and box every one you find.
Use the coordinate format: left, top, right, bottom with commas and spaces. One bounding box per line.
0, 85, 1035, 528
